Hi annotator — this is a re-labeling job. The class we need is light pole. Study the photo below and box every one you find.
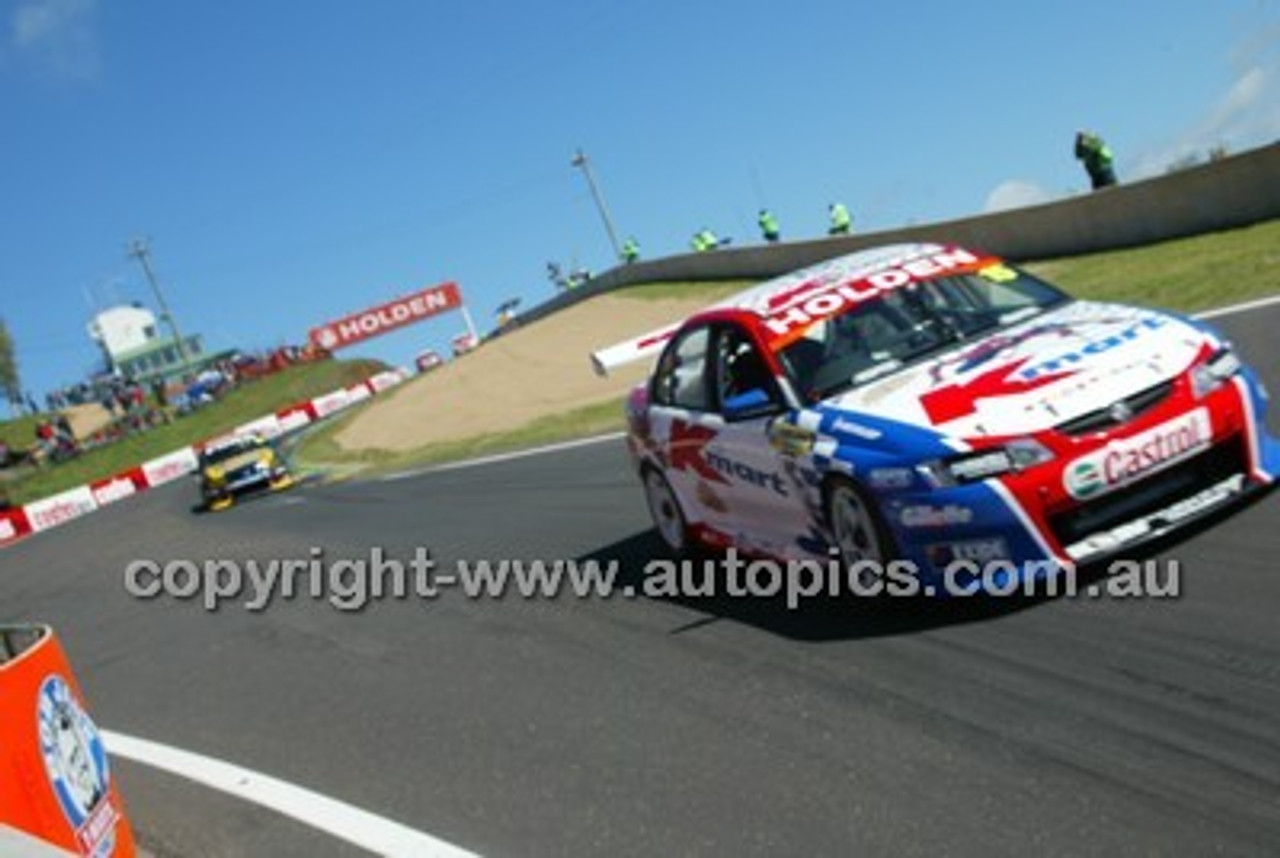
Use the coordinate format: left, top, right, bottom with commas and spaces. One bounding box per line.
127, 237, 191, 375
570, 148, 622, 261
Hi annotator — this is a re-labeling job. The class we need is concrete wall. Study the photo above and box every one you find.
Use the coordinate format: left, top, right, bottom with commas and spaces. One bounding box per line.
517, 142, 1280, 328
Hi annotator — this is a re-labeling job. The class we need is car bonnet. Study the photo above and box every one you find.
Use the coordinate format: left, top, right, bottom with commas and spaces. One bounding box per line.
818, 301, 1218, 440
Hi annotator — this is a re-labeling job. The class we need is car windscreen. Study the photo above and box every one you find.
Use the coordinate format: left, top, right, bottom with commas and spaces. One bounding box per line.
201, 440, 266, 466
775, 268, 1069, 402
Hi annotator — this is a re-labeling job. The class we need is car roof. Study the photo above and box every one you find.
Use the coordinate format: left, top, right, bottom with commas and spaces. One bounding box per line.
590, 242, 997, 375
684, 243, 998, 346
700, 243, 989, 320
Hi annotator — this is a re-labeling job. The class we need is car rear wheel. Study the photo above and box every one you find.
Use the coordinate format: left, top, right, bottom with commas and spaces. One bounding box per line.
643, 467, 690, 556
826, 478, 891, 571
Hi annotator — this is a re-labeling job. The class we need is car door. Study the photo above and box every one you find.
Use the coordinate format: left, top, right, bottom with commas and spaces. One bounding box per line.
702, 323, 813, 557
646, 324, 723, 532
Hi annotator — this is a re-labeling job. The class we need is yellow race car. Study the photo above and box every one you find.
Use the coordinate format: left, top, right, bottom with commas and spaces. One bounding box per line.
198, 434, 294, 511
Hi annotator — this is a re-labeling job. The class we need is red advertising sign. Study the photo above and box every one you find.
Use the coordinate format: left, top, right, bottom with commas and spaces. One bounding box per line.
309, 282, 462, 351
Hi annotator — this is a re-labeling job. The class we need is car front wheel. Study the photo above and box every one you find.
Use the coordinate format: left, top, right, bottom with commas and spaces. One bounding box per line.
826, 478, 891, 571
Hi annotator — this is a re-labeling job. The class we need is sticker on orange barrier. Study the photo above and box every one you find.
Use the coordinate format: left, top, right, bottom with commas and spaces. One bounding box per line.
0, 626, 135, 857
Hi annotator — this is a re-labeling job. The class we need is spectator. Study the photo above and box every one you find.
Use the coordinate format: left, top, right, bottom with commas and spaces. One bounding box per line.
621, 236, 641, 264
152, 378, 169, 408
1074, 130, 1117, 189
828, 202, 852, 235
691, 227, 720, 252
758, 209, 781, 243
34, 418, 55, 461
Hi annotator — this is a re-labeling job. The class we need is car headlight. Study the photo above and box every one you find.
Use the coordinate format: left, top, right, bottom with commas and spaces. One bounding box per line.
919, 438, 1054, 487
1190, 346, 1241, 399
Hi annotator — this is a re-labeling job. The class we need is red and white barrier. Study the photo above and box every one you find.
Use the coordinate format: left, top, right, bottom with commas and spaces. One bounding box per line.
1, 508, 31, 546
89, 469, 146, 508
309, 389, 353, 420
24, 487, 97, 535
0, 369, 408, 549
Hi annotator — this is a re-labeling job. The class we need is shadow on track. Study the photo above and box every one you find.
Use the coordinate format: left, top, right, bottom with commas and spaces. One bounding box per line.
579, 485, 1276, 642
576, 530, 1054, 642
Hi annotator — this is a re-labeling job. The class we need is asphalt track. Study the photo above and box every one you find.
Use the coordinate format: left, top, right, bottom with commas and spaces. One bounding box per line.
4, 304, 1280, 857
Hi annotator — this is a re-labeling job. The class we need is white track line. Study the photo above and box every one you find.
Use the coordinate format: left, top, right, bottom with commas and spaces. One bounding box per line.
380, 431, 626, 481
1193, 292, 1280, 320
102, 730, 479, 858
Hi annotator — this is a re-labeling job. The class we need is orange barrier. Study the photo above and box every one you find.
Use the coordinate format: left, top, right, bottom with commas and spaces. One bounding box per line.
0, 626, 135, 857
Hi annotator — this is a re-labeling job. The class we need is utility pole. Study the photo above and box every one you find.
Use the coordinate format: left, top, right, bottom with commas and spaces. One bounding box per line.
127, 237, 190, 374
570, 148, 622, 261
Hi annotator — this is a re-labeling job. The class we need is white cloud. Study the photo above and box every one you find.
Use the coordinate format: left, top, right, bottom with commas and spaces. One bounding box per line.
10, 0, 100, 80
1132, 19, 1280, 178
983, 180, 1059, 214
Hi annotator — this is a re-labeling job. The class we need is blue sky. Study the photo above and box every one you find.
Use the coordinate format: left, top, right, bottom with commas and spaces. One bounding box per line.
3, 0, 1279, 402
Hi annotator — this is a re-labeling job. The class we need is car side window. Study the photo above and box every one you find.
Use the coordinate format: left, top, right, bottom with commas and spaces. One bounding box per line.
652, 326, 712, 411
714, 326, 782, 415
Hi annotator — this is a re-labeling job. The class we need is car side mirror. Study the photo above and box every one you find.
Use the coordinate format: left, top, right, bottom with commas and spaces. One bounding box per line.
722, 388, 781, 422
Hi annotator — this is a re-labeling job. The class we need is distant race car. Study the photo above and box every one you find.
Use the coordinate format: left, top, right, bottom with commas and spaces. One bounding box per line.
415, 348, 444, 373
592, 243, 1280, 593
452, 332, 479, 357
197, 433, 294, 512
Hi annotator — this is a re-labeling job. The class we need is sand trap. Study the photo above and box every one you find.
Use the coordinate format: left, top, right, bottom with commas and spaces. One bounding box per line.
333, 291, 727, 453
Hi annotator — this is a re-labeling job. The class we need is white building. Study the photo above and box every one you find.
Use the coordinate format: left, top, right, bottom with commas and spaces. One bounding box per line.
87, 304, 204, 382
87, 305, 159, 358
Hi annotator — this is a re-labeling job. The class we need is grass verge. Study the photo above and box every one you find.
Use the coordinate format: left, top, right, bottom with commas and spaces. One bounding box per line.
1024, 218, 1280, 313
597, 220, 1280, 315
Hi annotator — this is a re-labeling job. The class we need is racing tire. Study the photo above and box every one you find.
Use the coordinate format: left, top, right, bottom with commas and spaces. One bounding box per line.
825, 477, 894, 576
207, 495, 233, 512
642, 466, 691, 557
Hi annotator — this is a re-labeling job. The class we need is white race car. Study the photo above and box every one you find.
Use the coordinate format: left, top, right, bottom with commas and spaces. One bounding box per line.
593, 244, 1278, 592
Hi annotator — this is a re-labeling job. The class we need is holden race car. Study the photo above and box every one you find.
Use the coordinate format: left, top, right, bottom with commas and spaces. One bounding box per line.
591, 243, 1279, 592
197, 433, 294, 512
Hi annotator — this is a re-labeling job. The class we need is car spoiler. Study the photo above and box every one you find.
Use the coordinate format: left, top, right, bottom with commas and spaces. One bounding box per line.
590, 322, 683, 376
